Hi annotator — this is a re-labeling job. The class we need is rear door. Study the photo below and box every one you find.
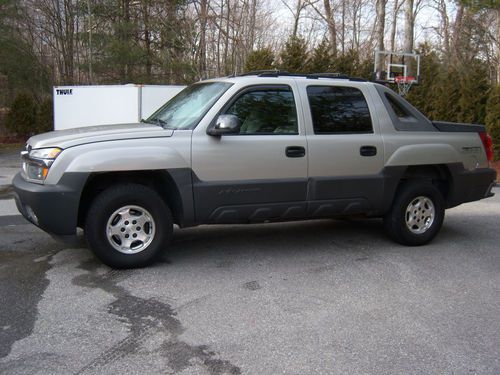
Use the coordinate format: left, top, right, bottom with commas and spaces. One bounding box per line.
191, 83, 308, 223
298, 82, 386, 216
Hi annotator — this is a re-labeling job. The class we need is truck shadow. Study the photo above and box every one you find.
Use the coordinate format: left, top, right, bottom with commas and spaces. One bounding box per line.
159, 212, 498, 268
164, 218, 390, 264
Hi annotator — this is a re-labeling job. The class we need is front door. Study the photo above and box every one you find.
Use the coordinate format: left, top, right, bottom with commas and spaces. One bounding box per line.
191, 84, 308, 223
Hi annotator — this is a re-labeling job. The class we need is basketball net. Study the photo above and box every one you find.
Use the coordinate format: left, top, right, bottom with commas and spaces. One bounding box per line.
394, 76, 416, 97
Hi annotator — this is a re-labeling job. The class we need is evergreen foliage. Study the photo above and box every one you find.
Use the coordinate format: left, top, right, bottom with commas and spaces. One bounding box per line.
459, 0, 498, 10
456, 61, 490, 124
5, 93, 37, 138
0, 0, 50, 100
36, 97, 54, 134
406, 44, 441, 117
280, 36, 309, 73
331, 49, 372, 79
87, 0, 194, 84
244, 48, 275, 72
404, 52, 490, 125
307, 40, 332, 73
485, 85, 500, 160
426, 66, 462, 122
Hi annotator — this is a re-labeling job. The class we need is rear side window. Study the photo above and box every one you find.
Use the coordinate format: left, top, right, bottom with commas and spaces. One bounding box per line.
307, 86, 373, 134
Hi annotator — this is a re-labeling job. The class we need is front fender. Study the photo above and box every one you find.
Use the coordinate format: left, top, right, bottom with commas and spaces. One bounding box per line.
45, 137, 191, 185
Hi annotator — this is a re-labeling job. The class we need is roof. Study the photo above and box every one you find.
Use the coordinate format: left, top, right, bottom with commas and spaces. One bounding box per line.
202, 71, 371, 86
234, 70, 367, 82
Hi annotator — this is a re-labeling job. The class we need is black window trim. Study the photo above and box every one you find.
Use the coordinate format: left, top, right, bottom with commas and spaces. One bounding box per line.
374, 84, 435, 132
211, 84, 300, 136
306, 84, 374, 135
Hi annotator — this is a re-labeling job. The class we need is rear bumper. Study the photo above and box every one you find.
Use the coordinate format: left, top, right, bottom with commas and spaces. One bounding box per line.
12, 172, 88, 235
447, 167, 496, 208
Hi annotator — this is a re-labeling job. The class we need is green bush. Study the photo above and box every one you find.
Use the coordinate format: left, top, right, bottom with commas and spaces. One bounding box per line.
280, 36, 309, 73
5, 92, 37, 138
485, 84, 500, 160
244, 48, 275, 72
36, 97, 53, 134
307, 39, 332, 73
457, 61, 490, 124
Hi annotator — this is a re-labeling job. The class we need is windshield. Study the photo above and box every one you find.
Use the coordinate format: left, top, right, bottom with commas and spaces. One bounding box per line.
147, 82, 233, 130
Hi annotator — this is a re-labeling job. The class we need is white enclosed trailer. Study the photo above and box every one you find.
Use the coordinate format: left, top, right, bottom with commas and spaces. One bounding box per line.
53, 84, 185, 130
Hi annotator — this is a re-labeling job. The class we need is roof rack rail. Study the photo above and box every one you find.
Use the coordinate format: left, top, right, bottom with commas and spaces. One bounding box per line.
233, 71, 368, 82
348, 77, 368, 82
307, 73, 367, 82
307, 72, 349, 79
236, 70, 283, 77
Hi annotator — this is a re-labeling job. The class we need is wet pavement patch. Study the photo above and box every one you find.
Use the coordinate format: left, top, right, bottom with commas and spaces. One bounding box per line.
73, 260, 241, 375
0, 250, 53, 358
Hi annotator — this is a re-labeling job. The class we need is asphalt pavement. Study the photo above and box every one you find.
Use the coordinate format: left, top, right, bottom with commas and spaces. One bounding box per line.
0, 181, 499, 374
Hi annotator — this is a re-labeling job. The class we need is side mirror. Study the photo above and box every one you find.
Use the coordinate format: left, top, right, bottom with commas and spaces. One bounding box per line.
207, 114, 241, 136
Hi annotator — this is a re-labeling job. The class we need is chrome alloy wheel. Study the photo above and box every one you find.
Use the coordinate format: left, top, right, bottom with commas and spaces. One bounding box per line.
106, 205, 156, 254
405, 196, 435, 234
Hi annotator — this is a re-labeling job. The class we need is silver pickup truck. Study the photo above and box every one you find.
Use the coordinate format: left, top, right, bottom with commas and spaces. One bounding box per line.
13, 73, 497, 268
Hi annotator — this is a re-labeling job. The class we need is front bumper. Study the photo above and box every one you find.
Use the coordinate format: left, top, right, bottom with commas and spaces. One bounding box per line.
12, 172, 88, 235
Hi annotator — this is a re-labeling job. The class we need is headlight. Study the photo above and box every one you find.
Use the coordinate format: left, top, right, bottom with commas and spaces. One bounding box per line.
29, 148, 62, 159
21, 147, 62, 182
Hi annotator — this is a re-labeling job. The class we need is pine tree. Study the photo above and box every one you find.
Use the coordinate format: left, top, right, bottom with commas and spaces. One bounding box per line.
0, 0, 50, 102
5, 93, 37, 138
485, 85, 500, 160
428, 66, 462, 122
406, 44, 441, 117
244, 48, 275, 72
332, 49, 371, 79
280, 36, 309, 73
457, 61, 490, 124
307, 39, 332, 73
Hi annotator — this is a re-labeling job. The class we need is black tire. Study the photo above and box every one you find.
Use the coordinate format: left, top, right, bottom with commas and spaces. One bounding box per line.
384, 181, 445, 246
85, 184, 172, 268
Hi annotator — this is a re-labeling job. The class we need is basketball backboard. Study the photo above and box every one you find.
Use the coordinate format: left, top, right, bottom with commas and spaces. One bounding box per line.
373, 50, 421, 84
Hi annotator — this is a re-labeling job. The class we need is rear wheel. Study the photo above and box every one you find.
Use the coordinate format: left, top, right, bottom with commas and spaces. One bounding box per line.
85, 184, 172, 268
384, 181, 445, 246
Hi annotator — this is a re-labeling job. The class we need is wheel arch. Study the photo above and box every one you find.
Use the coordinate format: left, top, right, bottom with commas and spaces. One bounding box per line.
77, 169, 194, 228
382, 164, 455, 214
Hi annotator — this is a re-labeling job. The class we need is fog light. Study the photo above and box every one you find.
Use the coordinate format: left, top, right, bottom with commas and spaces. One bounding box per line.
24, 163, 49, 181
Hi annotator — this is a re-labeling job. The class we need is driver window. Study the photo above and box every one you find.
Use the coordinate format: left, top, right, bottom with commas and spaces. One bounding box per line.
225, 87, 298, 135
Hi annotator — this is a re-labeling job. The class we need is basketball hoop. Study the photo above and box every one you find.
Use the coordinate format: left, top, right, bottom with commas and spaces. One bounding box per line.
394, 76, 416, 97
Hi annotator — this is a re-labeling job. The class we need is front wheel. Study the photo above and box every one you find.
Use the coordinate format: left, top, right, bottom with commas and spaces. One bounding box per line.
384, 181, 445, 246
85, 184, 172, 268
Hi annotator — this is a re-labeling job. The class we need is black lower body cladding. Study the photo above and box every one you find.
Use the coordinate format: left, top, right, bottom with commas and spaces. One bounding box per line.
446, 165, 496, 208
11, 163, 496, 237
381, 164, 496, 210
12, 172, 89, 235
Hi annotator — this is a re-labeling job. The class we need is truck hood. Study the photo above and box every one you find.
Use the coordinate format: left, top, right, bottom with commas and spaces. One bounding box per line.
27, 123, 174, 149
